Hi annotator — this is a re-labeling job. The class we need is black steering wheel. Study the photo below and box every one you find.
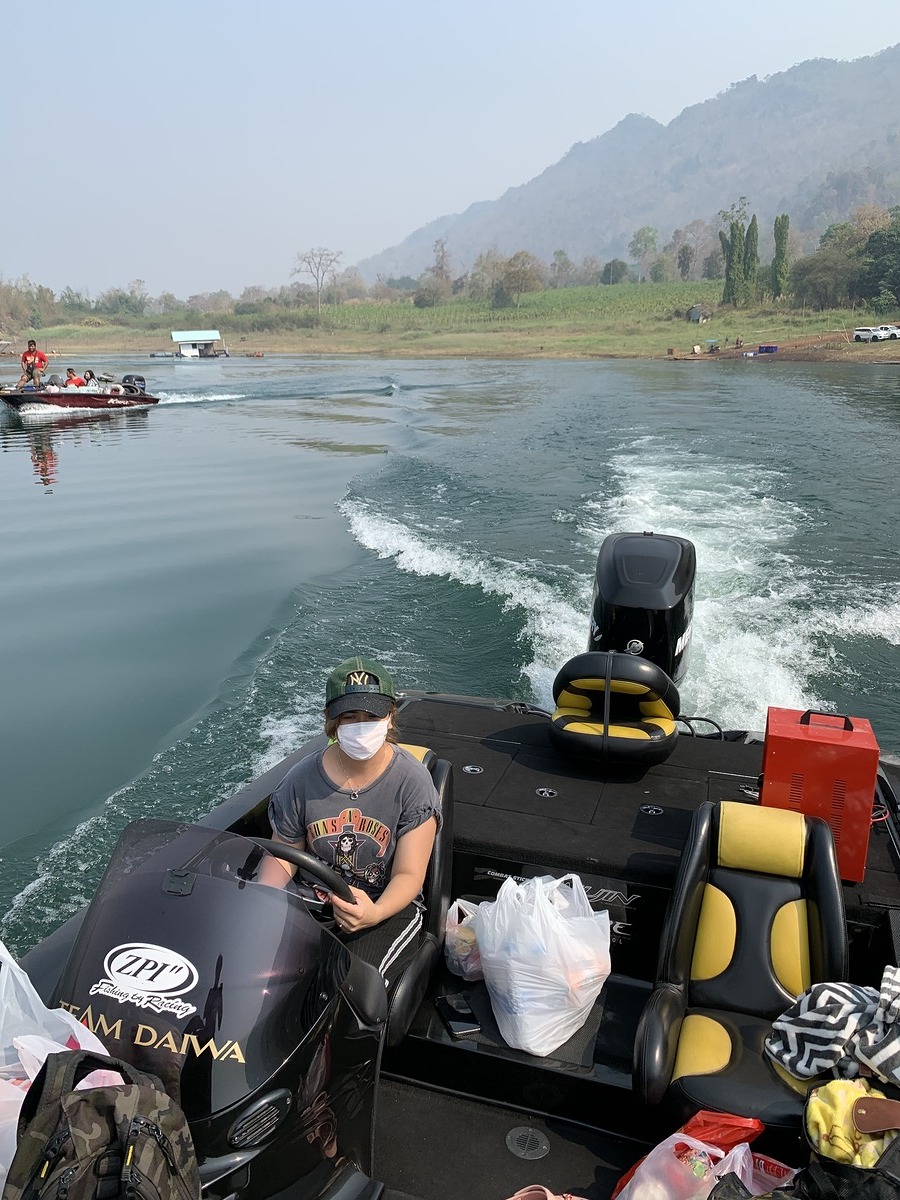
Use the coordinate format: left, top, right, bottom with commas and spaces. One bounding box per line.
248, 837, 355, 903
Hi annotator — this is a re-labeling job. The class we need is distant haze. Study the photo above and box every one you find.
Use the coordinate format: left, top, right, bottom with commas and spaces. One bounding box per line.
358, 47, 900, 283
3, 0, 896, 299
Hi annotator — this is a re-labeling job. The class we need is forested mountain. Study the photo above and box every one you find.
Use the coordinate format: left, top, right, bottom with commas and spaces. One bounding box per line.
357, 46, 900, 282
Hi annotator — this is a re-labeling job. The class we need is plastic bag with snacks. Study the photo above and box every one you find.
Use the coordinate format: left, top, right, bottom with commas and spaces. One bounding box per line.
444, 899, 483, 981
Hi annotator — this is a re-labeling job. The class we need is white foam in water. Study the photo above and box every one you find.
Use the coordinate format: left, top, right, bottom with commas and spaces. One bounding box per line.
580, 441, 899, 731
342, 440, 898, 733
340, 500, 587, 708
155, 392, 245, 405
252, 702, 322, 777
821, 598, 900, 647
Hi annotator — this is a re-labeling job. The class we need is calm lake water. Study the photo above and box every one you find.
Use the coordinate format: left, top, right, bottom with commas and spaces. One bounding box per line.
1, 353, 899, 954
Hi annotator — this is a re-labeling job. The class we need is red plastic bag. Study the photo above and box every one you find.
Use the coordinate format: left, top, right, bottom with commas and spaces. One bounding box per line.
680, 1111, 765, 1152
611, 1111, 764, 1199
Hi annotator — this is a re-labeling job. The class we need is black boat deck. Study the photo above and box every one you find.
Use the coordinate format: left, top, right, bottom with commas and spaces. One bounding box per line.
375, 1078, 640, 1200
18, 691, 900, 1199
397, 695, 900, 979
379, 693, 900, 1171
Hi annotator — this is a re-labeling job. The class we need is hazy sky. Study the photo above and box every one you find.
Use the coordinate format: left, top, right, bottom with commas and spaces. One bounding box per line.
5, 2, 896, 299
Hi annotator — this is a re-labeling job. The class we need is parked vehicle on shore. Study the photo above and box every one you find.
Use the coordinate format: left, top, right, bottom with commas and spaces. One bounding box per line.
854, 326, 890, 341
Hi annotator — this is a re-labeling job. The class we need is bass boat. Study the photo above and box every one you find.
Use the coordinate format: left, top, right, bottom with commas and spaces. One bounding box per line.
19, 532, 900, 1200
1, 373, 159, 412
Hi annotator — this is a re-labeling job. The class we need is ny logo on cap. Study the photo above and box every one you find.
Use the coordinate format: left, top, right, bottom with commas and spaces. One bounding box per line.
347, 670, 376, 687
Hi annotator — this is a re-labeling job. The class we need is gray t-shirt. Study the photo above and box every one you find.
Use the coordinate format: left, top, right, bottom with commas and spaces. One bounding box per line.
268, 746, 441, 900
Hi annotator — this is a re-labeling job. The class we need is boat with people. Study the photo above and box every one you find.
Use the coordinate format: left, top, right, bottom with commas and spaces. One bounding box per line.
16, 531, 900, 1200
1, 373, 159, 412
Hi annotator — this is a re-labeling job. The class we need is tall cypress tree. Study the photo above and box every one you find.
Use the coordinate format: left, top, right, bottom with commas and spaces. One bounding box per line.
721, 221, 746, 306
772, 214, 790, 299
743, 215, 759, 303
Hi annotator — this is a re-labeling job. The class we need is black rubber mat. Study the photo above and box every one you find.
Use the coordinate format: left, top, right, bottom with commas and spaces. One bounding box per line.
465, 983, 603, 1069
374, 1077, 645, 1200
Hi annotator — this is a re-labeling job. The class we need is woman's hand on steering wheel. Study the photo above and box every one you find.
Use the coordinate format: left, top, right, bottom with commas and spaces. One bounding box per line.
247, 837, 355, 903
331, 886, 378, 934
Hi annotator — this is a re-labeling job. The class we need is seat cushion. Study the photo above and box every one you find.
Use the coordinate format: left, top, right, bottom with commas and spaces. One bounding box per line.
670, 1009, 807, 1128
549, 651, 680, 766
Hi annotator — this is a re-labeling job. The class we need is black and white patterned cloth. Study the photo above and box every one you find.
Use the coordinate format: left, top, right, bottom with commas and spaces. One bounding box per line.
765, 966, 900, 1083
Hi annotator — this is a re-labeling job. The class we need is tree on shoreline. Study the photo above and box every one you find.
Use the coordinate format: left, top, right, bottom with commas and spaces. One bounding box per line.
720, 221, 745, 306
601, 259, 628, 284
414, 238, 454, 307
292, 247, 343, 314
628, 227, 658, 282
772, 214, 790, 299
743, 215, 759, 303
498, 251, 545, 307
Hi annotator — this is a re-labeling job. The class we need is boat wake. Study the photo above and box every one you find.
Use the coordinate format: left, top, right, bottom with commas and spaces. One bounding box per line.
340, 438, 900, 739
580, 438, 900, 731
155, 392, 246, 405
339, 497, 586, 706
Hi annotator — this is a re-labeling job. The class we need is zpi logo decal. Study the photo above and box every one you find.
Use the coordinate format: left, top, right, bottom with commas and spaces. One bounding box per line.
88, 942, 199, 1018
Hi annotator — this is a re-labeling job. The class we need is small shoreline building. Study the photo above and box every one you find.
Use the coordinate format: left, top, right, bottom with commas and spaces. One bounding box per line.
687, 304, 713, 324
170, 329, 229, 358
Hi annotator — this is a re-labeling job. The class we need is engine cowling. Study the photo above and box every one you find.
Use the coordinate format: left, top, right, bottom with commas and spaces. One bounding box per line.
588, 531, 695, 685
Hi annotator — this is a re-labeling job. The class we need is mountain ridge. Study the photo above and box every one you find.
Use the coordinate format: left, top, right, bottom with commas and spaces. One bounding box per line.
356, 45, 900, 282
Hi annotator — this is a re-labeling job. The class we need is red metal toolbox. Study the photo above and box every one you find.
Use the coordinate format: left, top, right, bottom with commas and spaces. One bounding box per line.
760, 707, 880, 883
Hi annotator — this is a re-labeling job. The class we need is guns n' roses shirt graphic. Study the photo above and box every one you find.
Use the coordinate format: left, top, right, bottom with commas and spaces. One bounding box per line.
307, 808, 391, 893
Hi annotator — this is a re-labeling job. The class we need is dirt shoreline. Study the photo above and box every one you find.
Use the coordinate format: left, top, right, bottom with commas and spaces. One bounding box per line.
2, 332, 899, 365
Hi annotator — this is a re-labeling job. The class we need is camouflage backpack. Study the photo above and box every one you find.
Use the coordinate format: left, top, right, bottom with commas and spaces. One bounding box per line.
3, 1050, 199, 1200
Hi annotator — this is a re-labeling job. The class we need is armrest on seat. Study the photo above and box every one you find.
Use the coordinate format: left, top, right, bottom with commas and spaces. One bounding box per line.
385, 935, 440, 1047
633, 984, 686, 1106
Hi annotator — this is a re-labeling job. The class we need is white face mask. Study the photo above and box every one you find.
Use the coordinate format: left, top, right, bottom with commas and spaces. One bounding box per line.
337, 717, 390, 760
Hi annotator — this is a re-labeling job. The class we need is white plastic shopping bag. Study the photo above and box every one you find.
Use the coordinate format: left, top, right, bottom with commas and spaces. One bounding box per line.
0, 939, 110, 1185
444, 898, 484, 981
615, 1133, 726, 1200
715, 1145, 797, 1195
475, 874, 611, 1057
615, 1137, 797, 1200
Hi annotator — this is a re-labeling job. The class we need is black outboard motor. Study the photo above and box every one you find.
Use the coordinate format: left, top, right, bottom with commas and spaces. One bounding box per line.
589, 531, 696, 685
121, 374, 146, 394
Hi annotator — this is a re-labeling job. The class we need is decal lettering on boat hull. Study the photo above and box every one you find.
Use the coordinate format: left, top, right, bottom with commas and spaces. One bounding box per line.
58, 1002, 245, 1062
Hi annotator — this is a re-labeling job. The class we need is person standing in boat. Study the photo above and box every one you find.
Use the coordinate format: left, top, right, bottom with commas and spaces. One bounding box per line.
17, 340, 48, 389
65, 368, 86, 388
260, 656, 441, 984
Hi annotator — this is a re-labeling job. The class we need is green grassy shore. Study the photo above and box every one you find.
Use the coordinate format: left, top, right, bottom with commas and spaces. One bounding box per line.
4, 283, 898, 364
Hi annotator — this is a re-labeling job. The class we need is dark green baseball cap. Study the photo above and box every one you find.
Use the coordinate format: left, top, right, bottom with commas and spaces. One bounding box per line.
325, 656, 396, 719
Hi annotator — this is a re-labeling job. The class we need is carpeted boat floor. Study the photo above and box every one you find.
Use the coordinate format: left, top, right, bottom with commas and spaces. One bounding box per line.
374, 1077, 643, 1200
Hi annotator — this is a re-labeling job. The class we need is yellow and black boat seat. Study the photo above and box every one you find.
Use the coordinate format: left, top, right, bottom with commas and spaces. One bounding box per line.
633, 800, 848, 1128
549, 650, 680, 765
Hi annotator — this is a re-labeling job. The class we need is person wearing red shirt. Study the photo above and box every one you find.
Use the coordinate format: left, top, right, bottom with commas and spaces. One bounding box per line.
65, 368, 86, 387
18, 340, 49, 388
